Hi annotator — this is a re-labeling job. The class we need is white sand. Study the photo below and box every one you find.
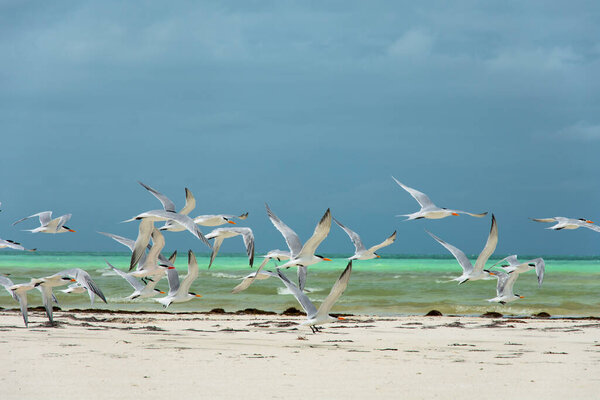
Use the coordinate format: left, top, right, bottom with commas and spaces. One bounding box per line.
1, 310, 599, 399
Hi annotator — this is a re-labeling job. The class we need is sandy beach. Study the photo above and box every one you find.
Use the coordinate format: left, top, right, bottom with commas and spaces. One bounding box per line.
1, 309, 599, 399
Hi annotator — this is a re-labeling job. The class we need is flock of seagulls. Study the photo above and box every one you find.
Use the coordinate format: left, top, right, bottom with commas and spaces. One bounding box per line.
0, 177, 597, 331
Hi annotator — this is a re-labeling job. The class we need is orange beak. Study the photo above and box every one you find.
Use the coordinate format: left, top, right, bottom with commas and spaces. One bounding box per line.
376, 255, 381, 258
168, 266, 176, 270
337, 317, 345, 320
159, 291, 166, 294
451, 213, 459, 216
323, 258, 332, 261
228, 220, 236, 224
519, 296, 525, 299
488, 272, 496, 276
70, 279, 77, 282
586, 220, 594, 224
68, 229, 76, 232
195, 294, 202, 298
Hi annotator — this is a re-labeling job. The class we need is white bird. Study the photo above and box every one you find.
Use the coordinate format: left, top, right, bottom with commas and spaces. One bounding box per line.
0, 238, 35, 251
206, 227, 255, 268
231, 249, 291, 293
105, 260, 168, 300
491, 255, 545, 288
273, 261, 352, 333
155, 250, 202, 308
530, 217, 600, 232
266, 204, 332, 291
98, 231, 173, 271
5, 278, 38, 327
125, 182, 210, 269
60, 282, 87, 295
13, 211, 75, 233
487, 270, 525, 304
50, 268, 107, 306
427, 214, 498, 284
334, 218, 396, 260
128, 228, 175, 280
161, 212, 249, 232
33, 274, 77, 324
392, 177, 487, 220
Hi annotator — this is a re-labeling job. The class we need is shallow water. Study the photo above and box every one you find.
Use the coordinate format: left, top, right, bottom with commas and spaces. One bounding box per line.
0, 252, 599, 317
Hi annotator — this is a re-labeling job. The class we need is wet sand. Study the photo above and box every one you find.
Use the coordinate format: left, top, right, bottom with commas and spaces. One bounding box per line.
1, 310, 599, 399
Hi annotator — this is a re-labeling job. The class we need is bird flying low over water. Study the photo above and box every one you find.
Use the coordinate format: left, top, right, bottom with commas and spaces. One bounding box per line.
265, 261, 353, 333
427, 214, 498, 284
490, 255, 545, 288
125, 182, 210, 269
206, 227, 255, 268
106, 260, 167, 301
231, 249, 291, 294
161, 212, 249, 232
266, 204, 332, 291
13, 211, 75, 233
334, 217, 396, 260
530, 217, 600, 232
156, 250, 202, 308
0, 238, 35, 251
392, 177, 487, 220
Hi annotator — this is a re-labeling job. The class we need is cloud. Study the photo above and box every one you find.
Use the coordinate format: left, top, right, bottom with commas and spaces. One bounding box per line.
557, 121, 600, 141
387, 29, 434, 58
487, 46, 582, 71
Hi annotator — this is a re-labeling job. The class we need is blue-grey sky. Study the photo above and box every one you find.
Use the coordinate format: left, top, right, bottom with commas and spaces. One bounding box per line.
1, 1, 599, 256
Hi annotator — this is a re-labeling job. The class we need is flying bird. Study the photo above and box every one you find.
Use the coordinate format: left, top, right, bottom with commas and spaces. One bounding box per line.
206, 227, 255, 268
231, 249, 291, 293
161, 212, 249, 232
155, 250, 202, 308
392, 177, 487, 220
334, 217, 396, 260
13, 211, 75, 233
266, 204, 332, 291
427, 214, 498, 284
491, 255, 545, 288
530, 217, 600, 232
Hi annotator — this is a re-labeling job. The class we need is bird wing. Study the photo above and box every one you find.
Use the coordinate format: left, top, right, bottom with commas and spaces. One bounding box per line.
298, 208, 332, 258
584, 223, 600, 233
473, 215, 498, 273
529, 257, 545, 287
16, 291, 29, 327
392, 177, 435, 209
231, 258, 274, 294
13, 211, 53, 227
531, 218, 557, 223
265, 203, 303, 257
426, 230, 473, 274
138, 181, 176, 212
451, 210, 488, 218
179, 250, 199, 294
334, 217, 366, 253
316, 261, 353, 318
275, 269, 317, 317
55, 214, 72, 232
178, 188, 196, 215
367, 230, 397, 253
60, 268, 107, 304
208, 236, 224, 269
297, 266, 307, 292
37, 285, 55, 323
144, 210, 211, 248
129, 219, 154, 271
106, 261, 145, 291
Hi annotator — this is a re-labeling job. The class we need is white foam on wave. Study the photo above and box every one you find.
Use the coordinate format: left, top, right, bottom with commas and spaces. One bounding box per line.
208, 272, 240, 279
277, 287, 319, 295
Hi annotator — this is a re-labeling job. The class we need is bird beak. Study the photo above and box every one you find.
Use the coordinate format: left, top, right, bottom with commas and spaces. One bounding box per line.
323, 258, 332, 261
195, 294, 203, 297
228, 220, 236, 224
488, 272, 496, 276
337, 317, 345, 320
70, 279, 77, 282
376, 255, 381, 258
68, 229, 76, 232
519, 296, 525, 299
159, 291, 166, 294
587, 220, 594, 224
451, 213, 459, 216
168, 266, 176, 270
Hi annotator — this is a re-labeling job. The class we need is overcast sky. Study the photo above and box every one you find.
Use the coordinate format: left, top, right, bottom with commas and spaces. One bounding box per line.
1, 1, 599, 256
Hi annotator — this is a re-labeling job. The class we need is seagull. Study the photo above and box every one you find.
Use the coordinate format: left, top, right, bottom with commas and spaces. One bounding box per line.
273, 261, 352, 333
4, 278, 38, 327
491, 255, 545, 288
155, 250, 202, 308
161, 212, 249, 232
98, 231, 173, 271
13, 211, 75, 233
128, 228, 176, 279
50, 268, 107, 306
530, 217, 600, 232
231, 249, 291, 293
125, 182, 210, 269
392, 177, 487, 220
33, 274, 77, 324
0, 238, 35, 251
427, 214, 498, 284
334, 218, 396, 260
266, 204, 332, 291
59, 282, 87, 296
487, 269, 525, 304
206, 227, 255, 268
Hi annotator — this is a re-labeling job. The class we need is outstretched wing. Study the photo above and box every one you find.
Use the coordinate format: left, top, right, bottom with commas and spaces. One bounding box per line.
368, 230, 397, 253
138, 181, 176, 212
392, 177, 435, 209
299, 208, 331, 258
13, 211, 53, 227
473, 215, 498, 273
178, 188, 196, 215
427, 230, 473, 274
316, 261, 353, 318
275, 269, 317, 317
334, 217, 366, 253
265, 203, 303, 257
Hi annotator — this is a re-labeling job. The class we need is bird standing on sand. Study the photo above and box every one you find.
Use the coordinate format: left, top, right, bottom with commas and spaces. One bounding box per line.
427, 215, 498, 284
392, 177, 487, 220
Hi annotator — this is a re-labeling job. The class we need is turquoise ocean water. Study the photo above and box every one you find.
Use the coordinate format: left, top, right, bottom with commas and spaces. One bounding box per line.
0, 252, 598, 317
